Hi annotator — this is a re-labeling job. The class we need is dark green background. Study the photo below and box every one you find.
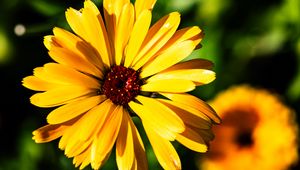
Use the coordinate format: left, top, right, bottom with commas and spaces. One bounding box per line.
0, 0, 299, 169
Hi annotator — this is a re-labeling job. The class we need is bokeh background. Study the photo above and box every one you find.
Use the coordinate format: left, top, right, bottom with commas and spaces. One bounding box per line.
0, 0, 299, 169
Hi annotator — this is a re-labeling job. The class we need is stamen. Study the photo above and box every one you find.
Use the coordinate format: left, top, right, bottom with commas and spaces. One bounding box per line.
102, 66, 142, 105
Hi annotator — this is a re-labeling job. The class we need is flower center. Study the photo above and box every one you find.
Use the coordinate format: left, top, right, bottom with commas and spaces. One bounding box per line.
102, 66, 142, 105
222, 109, 259, 148
207, 109, 259, 160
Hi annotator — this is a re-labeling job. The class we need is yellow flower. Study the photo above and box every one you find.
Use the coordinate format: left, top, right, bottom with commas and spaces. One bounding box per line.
22, 0, 220, 169
200, 85, 298, 170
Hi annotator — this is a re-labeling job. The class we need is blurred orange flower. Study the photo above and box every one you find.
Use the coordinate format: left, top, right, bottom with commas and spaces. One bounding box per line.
200, 85, 298, 170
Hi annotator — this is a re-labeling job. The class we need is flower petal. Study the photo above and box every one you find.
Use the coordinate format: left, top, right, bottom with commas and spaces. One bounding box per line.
158, 99, 212, 129
22, 76, 57, 91
66, 137, 93, 158
30, 86, 95, 108
44, 35, 59, 50
52, 27, 104, 71
116, 111, 147, 170
144, 122, 181, 170
140, 40, 196, 78
163, 59, 214, 71
73, 147, 91, 169
114, 3, 134, 65
128, 102, 174, 140
61, 101, 116, 160
48, 46, 103, 78
129, 96, 184, 140
78, 99, 116, 142
81, 0, 112, 67
134, 0, 156, 19
147, 69, 216, 85
116, 112, 135, 170
65, 8, 86, 40
41, 63, 100, 89
132, 12, 181, 70
161, 93, 221, 124
176, 126, 208, 152
103, 0, 130, 51
47, 95, 106, 124
161, 26, 203, 51
141, 79, 195, 93
131, 124, 148, 170
124, 9, 152, 67
58, 119, 82, 151
32, 124, 67, 143
91, 106, 123, 169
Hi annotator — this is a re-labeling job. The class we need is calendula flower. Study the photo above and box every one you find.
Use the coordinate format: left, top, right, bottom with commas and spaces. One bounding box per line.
22, 0, 220, 169
200, 85, 298, 170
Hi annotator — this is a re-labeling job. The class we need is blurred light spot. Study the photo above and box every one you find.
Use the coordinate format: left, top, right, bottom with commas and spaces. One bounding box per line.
0, 30, 11, 63
198, 0, 231, 24
14, 24, 26, 36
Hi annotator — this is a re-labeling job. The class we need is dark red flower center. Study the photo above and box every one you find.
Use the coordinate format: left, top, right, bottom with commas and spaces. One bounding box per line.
102, 66, 142, 105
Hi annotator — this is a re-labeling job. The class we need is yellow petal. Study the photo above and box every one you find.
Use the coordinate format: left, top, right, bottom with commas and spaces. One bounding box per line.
144, 122, 181, 170
176, 126, 208, 152
78, 99, 116, 142
73, 147, 91, 169
79, 153, 92, 170
163, 59, 214, 71
58, 118, 83, 151
74, 146, 97, 170
32, 124, 67, 143
158, 99, 212, 129
41, 63, 100, 89
30, 86, 94, 108
52, 27, 104, 71
49, 46, 103, 78
114, 3, 134, 65
91, 106, 123, 169
140, 40, 196, 78
116, 111, 148, 170
103, 0, 130, 52
65, 8, 86, 40
59, 103, 104, 157
134, 0, 156, 18
44, 35, 59, 50
47, 95, 106, 124
124, 9, 152, 67
132, 12, 181, 70
33, 66, 63, 85
116, 112, 134, 170
116, 112, 148, 170
64, 119, 99, 158
82, 0, 112, 67
129, 96, 184, 140
128, 102, 174, 140
66, 137, 93, 158
141, 79, 195, 93
130, 120, 148, 170
161, 26, 203, 51
160, 93, 221, 124
147, 69, 216, 85
104, 0, 130, 21
40, 116, 81, 148
22, 76, 57, 91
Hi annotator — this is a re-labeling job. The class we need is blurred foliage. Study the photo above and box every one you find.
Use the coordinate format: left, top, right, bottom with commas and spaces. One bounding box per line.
0, 0, 299, 169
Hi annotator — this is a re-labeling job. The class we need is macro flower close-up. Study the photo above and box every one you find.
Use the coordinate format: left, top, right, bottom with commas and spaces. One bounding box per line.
21, 0, 220, 169
200, 85, 298, 170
